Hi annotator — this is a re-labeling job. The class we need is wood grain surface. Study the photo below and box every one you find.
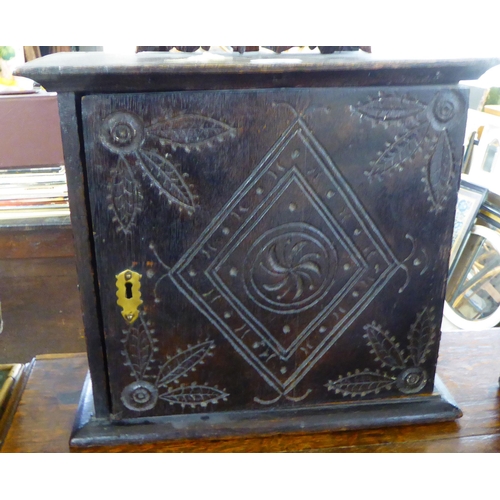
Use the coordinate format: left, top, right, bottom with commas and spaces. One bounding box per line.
80, 86, 465, 423
1, 353, 87, 452
2, 330, 500, 452
0, 226, 74, 260
57, 92, 111, 417
15, 52, 500, 93
0, 257, 85, 363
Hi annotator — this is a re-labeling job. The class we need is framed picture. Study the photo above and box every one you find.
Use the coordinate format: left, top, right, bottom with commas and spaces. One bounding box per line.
469, 124, 500, 192
478, 200, 500, 231
449, 177, 488, 275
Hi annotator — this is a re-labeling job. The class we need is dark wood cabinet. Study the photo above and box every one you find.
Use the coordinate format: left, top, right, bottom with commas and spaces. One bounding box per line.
16, 52, 500, 450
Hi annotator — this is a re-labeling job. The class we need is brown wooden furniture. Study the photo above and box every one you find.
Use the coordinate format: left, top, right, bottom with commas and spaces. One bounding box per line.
16, 52, 500, 449
0, 251, 85, 363
0, 91, 77, 363
0, 361, 32, 448
0, 93, 64, 169
2, 329, 500, 452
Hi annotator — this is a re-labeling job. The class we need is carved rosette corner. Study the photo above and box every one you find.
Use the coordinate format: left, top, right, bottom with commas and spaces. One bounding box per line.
119, 309, 228, 413
325, 306, 438, 398
99, 110, 237, 234
353, 90, 465, 212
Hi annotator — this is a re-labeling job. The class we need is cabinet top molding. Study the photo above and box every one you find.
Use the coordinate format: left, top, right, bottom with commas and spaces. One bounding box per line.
15, 52, 500, 93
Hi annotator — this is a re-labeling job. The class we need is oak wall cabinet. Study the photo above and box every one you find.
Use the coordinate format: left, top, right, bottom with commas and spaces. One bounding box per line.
17, 52, 499, 450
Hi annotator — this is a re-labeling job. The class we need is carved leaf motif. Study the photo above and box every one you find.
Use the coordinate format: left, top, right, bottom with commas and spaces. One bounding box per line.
426, 132, 453, 209
158, 384, 228, 407
326, 371, 396, 397
354, 95, 426, 121
363, 323, 406, 370
156, 341, 214, 388
137, 149, 196, 211
148, 114, 236, 151
108, 157, 142, 234
408, 308, 437, 366
123, 318, 155, 380
366, 123, 428, 179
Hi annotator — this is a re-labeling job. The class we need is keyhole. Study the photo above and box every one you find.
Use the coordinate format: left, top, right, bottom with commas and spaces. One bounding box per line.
125, 282, 133, 299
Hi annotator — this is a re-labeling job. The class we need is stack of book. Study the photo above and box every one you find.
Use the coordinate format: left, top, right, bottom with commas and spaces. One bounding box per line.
0, 165, 70, 226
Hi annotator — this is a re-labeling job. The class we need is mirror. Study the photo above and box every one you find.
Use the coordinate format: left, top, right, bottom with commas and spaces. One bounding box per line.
444, 224, 500, 329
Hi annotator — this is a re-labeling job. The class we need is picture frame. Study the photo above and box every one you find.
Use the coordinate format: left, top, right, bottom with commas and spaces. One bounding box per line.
449, 176, 488, 275
478, 199, 500, 231
468, 124, 500, 192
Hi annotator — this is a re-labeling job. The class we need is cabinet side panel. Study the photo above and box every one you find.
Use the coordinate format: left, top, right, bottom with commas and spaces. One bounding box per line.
57, 92, 110, 417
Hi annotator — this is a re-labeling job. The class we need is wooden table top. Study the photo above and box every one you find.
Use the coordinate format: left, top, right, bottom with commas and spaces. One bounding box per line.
2, 329, 500, 452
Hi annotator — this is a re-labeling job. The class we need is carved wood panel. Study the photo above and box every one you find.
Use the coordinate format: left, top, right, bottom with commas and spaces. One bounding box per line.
81, 87, 467, 418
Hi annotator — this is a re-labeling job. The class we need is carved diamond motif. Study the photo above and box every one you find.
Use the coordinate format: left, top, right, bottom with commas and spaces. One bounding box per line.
170, 119, 400, 394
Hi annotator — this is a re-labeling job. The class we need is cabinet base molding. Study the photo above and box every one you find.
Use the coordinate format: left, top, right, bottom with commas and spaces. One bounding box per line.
70, 373, 461, 452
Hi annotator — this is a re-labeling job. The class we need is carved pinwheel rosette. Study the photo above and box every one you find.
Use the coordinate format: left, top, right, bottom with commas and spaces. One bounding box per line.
352, 90, 465, 212
244, 224, 338, 313
99, 110, 237, 234
326, 306, 437, 397
120, 311, 228, 412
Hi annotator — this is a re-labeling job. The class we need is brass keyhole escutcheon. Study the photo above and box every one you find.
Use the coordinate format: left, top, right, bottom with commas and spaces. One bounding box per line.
116, 269, 143, 324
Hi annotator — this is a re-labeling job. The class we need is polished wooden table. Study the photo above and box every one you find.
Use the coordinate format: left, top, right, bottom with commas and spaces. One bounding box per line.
2, 329, 500, 452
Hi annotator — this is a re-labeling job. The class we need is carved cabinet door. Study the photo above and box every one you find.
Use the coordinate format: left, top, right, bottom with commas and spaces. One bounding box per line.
81, 87, 466, 418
